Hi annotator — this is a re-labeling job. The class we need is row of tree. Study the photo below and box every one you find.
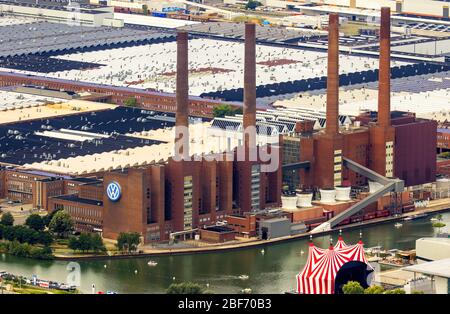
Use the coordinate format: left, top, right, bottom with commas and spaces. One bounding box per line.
68, 233, 106, 253
0, 241, 53, 260
0, 224, 53, 246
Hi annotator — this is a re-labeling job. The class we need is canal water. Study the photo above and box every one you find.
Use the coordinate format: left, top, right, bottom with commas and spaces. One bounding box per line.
1, 212, 449, 294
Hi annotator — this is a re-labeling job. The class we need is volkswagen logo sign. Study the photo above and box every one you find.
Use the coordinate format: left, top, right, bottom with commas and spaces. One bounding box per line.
106, 182, 121, 202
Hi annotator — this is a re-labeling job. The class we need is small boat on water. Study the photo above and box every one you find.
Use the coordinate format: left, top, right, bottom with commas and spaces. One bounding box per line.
147, 261, 158, 267
403, 217, 413, 221
394, 223, 403, 228
238, 275, 249, 280
430, 217, 438, 222
241, 288, 252, 294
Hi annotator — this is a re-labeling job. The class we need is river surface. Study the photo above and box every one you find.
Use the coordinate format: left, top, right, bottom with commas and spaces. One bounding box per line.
1, 212, 449, 294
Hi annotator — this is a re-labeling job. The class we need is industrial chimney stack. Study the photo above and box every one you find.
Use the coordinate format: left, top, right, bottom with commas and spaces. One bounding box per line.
369, 7, 395, 177
326, 13, 339, 135
243, 22, 257, 160
313, 13, 344, 189
378, 7, 391, 127
175, 31, 189, 160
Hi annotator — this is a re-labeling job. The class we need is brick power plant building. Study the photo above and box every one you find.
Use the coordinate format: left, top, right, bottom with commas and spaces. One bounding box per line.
0, 8, 437, 243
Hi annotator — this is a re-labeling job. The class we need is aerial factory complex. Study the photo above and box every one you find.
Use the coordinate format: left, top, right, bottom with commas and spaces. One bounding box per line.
0, 0, 449, 296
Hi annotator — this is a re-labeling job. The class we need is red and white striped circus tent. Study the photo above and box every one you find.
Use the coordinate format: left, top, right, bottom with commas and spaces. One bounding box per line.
296, 236, 373, 294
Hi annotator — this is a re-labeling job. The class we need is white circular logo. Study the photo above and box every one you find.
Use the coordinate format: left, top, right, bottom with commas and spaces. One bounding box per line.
106, 182, 121, 202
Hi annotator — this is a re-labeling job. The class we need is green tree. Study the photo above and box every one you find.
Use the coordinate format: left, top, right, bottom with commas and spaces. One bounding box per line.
25, 214, 45, 231
38, 231, 54, 246
69, 233, 106, 253
342, 281, 364, 294
43, 209, 61, 227
90, 233, 106, 253
384, 288, 406, 294
1, 212, 14, 226
124, 97, 137, 107
117, 232, 141, 253
68, 236, 80, 252
432, 222, 446, 233
166, 282, 206, 294
77, 233, 92, 252
245, 0, 262, 10
364, 285, 385, 294
13, 225, 39, 244
2, 225, 15, 241
212, 104, 241, 118
49, 210, 74, 238
142, 4, 148, 15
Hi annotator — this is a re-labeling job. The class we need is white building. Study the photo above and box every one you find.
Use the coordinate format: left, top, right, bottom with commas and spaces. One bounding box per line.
404, 258, 450, 294
415, 237, 450, 262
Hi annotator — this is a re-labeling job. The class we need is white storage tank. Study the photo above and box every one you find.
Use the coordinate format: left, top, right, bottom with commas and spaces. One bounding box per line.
281, 195, 297, 210
320, 188, 336, 204
297, 192, 313, 207
335, 186, 351, 201
369, 181, 383, 194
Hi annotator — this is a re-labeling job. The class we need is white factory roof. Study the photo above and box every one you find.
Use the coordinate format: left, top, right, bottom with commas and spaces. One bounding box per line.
0, 90, 64, 111
403, 258, 450, 279
23, 122, 221, 175
0, 15, 39, 27
114, 12, 199, 29
273, 72, 450, 122
2, 38, 409, 97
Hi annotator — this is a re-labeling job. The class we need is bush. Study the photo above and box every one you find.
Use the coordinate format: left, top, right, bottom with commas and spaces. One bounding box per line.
384, 288, 406, 294
166, 282, 206, 294
364, 285, 385, 294
212, 104, 242, 118
342, 281, 364, 294
1, 212, 14, 226
124, 97, 137, 107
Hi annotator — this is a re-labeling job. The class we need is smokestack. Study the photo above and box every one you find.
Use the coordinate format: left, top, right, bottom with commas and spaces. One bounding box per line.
243, 23, 256, 159
378, 7, 391, 127
326, 13, 339, 135
175, 31, 189, 159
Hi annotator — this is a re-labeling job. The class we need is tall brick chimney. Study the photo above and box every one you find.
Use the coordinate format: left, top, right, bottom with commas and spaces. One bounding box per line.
326, 13, 339, 135
243, 22, 256, 159
175, 31, 189, 159
378, 7, 391, 127
312, 13, 344, 189
369, 7, 395, 177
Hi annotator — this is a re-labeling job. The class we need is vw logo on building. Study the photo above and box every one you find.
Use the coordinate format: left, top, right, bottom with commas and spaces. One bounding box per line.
106, 182, 121, 202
